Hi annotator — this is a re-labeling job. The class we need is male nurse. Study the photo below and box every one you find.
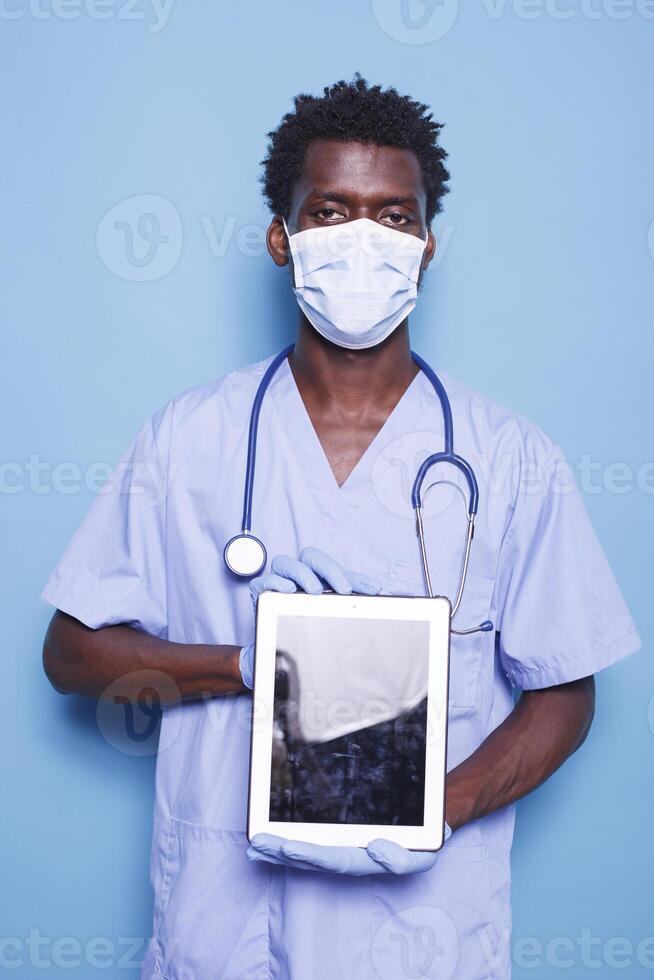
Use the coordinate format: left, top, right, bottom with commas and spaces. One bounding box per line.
42, 77, 640, 979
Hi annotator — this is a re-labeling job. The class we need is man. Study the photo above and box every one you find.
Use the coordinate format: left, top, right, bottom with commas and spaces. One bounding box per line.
42, 77, 640, 979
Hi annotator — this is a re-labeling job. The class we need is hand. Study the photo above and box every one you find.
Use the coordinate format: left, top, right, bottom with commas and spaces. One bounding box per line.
238, 547, 382, 689
250, 546, 382, 606
247, 825, 452, 876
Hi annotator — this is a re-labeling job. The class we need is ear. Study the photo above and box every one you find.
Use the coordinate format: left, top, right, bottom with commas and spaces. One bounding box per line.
422, 227, 437, 271
267, 216, 289, 267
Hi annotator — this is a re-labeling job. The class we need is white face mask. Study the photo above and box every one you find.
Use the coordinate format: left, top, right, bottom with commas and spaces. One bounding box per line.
284, 218, 427, 350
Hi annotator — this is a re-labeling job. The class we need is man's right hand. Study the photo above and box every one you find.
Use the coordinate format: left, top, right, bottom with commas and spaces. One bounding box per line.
238, 546, 382, 689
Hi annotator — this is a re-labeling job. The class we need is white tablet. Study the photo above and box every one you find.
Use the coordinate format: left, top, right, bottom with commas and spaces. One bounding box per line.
248, 591, 451, 852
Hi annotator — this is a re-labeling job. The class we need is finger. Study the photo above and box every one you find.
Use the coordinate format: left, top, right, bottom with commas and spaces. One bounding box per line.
281, 840, 382, 876
249, 835, 324, 873
347, 571, 383, 596
250, 573, 297, 599
299, 548, 382, 596
246, 847, 286, 866
272, 555, 323, 594
298, 548, 353, 595
279, 839, 344, 871
250, 833, 287, 854
367, 839, 437, 875
366, 838, 407, 873
246, 847, 319, 873
407, 851, 439, 873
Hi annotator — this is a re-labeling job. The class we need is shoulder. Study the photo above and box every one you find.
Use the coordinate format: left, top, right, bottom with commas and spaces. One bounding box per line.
436, 373, 570, 530
147, 355, 274, 444
439, 371, 560, 466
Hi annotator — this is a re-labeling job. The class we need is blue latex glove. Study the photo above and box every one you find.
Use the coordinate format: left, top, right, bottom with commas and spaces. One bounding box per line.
238, 547, 382, 689
251, 546, 382, 604
247, 824, 452, 876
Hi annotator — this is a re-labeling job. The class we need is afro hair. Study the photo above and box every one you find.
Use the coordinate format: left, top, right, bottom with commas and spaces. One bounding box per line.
261, 75, 450, 224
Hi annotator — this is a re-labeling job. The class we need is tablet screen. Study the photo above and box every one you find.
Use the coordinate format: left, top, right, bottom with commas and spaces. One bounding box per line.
269, 613, 430, 826
249, 591, 450, 850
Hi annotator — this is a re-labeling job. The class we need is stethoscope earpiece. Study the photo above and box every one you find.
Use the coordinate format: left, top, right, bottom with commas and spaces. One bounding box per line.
452, 620, 494, 636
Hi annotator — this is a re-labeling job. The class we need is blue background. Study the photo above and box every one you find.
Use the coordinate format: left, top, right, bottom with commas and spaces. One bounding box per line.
2, 0, 652, 976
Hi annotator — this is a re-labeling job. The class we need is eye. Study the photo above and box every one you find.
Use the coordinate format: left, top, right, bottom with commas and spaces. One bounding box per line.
313, 207, 346, 223
380, 211, 411, 227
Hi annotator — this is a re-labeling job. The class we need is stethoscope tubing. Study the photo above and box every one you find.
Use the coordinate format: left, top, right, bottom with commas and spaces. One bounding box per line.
241, 343, 295, 534
233, 344, 492, 634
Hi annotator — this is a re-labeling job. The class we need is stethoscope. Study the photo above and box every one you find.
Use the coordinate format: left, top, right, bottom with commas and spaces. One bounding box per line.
223, 345, 494, 637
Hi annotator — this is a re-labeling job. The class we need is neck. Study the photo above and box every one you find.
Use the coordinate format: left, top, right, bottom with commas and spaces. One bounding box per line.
289, 316, 418, 412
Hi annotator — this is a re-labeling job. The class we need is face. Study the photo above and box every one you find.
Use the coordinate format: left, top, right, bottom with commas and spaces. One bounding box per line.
267, 140, 437, 272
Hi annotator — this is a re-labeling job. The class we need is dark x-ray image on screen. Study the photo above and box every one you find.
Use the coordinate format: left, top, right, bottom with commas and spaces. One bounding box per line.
268, 614, 430, 826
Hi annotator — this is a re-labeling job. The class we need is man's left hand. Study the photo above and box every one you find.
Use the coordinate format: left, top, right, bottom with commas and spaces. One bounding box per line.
247, 826, 452, 876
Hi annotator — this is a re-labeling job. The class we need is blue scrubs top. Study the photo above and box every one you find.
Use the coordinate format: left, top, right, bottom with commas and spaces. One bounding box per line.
42, 355, 640, 980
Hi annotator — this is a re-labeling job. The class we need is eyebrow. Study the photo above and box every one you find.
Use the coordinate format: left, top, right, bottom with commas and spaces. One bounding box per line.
309, 188, 419, 207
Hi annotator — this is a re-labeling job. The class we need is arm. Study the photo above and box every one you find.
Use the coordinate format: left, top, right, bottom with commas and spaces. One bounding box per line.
43, 610, 244, 704
445, 676, 595, 830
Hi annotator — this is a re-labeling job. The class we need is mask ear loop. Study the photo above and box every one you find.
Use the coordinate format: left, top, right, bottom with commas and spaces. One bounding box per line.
416, 227, 431, 281
282, 218, 303, 289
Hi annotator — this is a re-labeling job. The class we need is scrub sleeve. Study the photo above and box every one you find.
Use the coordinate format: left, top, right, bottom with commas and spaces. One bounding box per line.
495, 447, 640, 689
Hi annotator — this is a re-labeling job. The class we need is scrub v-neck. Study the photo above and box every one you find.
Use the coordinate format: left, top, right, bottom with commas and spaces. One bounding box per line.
269, 355, 424, 519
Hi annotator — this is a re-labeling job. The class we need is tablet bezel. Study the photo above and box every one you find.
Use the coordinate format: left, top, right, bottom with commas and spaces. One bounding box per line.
247, 591, 451, 852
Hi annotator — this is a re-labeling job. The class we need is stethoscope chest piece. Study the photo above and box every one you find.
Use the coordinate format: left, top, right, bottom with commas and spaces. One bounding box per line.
224, 533, 267, 578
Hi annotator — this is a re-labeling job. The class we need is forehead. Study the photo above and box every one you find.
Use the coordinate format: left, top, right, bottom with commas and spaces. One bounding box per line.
292, 140, 426, 207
